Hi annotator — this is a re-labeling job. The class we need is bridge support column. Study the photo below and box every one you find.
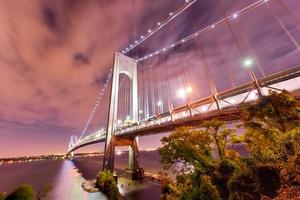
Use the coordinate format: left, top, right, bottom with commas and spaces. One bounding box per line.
127, 137, 144, 180
103, 53, 144, 179
104, 136, 144, 180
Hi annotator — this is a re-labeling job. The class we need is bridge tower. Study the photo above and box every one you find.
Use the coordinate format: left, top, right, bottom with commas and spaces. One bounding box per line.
103, 53, 143, 179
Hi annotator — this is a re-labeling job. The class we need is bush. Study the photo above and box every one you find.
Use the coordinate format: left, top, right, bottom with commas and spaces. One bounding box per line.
96, 170, 119, 200
0, 193, 5, 200
254, 164, 281, 198
5, 184, 35, 200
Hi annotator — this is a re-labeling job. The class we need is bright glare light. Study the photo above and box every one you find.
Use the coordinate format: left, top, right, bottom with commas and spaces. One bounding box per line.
233, 13, 238, 19
186, 86, 193, 93
177, 86, 192, 98
139, 110, 143, 114
249, 92, 257, 100
157, 101, 163, 106
244, 58, 253, 68
177, 88, 186, 98
116, 151, 122, 155
201, 106, 208, 112
117, 119, 122, 124
229, 98, 236, 104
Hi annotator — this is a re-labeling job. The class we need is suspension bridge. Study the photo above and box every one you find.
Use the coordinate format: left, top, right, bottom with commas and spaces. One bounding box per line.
67, 0, 300, 179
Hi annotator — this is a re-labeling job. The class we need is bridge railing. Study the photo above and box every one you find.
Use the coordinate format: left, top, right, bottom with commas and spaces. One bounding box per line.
114, 66, 300, 135
69, 66, 300, 152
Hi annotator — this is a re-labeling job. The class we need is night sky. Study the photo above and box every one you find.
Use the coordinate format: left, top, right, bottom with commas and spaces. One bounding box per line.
1, 0, 299, 157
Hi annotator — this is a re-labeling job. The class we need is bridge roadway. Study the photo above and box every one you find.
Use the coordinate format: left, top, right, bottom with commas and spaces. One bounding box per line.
68, 66, 300, 153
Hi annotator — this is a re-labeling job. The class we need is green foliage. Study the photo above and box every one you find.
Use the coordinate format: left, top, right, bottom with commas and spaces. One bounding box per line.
5, 184, 35, 200
159, 126, 214, 174
159, 120, 240, 199
159, 91, 300, 199
0, 193, 5, 200
240, 90, 300, 162
202, 119, 238, 160
37, 184, 52, 200
96, 170, 120, 200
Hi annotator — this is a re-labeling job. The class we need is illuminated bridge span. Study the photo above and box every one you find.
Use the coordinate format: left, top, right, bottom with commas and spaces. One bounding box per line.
68, 0, 300, 179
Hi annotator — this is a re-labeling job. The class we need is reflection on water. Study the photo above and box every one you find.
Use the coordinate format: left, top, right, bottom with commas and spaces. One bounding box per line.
0, 151, 162, 200
0, 160, 106, 200
49, 160, 106, 200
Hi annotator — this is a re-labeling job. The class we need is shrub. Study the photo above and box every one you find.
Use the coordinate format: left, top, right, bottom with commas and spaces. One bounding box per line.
254, 164, 281, 198
5, 184, 35, 200
96, 170, 119, 200
0, 193, 5, 200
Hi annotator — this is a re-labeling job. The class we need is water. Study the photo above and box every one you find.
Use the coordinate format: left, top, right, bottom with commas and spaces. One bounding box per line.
0, 151, 162, 200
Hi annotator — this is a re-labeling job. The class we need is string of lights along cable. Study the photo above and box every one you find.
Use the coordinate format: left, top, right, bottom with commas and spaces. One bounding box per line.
136, 0, 272, 62
75, 0, 271, 143
122, 0, 198, 54
78, 68, 113, 139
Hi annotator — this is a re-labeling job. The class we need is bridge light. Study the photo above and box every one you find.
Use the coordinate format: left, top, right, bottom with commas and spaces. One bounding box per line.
177, 88, 186, 98
177, 86, 192, 98
201, 106, 208, 112
249, 91, 257, 100
186, 86, 193, 93
243, 58, 253, 68
139, 110, 143, 114
117, 119, 122, 124
232, 13, 238, 19
157, 101, 163, 106
229, 98, 236, 104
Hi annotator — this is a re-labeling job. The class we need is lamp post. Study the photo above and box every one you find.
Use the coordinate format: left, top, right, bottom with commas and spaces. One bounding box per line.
243, 58, 263, 97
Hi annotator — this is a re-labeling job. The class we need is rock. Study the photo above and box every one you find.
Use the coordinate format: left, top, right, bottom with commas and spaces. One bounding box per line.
81, 180, 100, 193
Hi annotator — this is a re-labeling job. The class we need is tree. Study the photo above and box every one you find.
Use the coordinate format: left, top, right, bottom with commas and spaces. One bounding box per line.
96, 170, 120, 200
37, 185, 52, 200
0, 193, 5, 200
159, 126, 213, 175
159, 121, 241, 199
5, 184, 35, 200
240, 90, 300, 163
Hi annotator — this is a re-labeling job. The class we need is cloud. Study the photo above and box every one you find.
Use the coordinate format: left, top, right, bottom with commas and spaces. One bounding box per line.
0, 0, 299, 156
